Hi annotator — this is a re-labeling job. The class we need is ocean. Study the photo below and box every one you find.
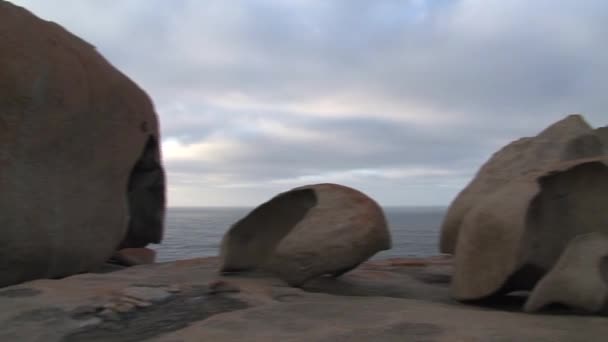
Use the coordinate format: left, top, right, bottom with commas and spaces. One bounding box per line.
152, 206, 447, 262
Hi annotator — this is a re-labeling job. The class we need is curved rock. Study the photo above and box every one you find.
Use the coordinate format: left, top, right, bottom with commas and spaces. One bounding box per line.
524, 232, 608, 314
440, 115, 598, 254
451, 157, 608, 301
220, 183, 391, 286
0, 2, 165, 287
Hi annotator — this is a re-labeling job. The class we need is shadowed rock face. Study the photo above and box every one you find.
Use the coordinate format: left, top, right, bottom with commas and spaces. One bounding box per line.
523, 161, 608, 272
562, 133, 605, 161
0, 1, 165, 287
440, 114, 599, 254
220, 183, 391, 286
220, 189, 318, 272
122, 136, 165, 248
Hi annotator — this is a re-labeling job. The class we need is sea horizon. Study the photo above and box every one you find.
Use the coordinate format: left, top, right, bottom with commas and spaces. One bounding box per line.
155, 206, 447, 262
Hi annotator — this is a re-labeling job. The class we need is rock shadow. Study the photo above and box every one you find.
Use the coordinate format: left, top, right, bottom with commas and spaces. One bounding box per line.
220, 189, 317, 272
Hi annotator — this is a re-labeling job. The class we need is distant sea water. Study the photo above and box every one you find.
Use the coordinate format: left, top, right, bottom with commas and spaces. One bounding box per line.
152, 206, 447, 262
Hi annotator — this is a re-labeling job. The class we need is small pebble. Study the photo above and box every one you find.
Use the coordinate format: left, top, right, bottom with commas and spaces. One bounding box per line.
76, 317, 102, 328
166, 284, 182, 293
103, 302, 118, 310
120, 296, 150, 307
113, 302, 135, 313
98, 309, 120, 321
133, 300, 153, 308
208, 280, 240, 294
122, 286, 173, 303
70, 305, 99, 317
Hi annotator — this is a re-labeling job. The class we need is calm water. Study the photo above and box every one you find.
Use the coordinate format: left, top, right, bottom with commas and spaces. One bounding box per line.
152, 206, 446, 262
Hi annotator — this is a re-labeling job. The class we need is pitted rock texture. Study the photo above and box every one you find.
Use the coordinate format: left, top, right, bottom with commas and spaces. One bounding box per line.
0, 1, 165, 287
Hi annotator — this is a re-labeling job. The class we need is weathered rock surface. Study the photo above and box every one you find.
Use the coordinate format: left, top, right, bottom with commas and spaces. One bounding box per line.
0, 1, 165, 287
451, 157, 608, 305
220, 183, 391, 286
440, 114, 603, 253
1, 256, 607, 342
525, 232, 608, 314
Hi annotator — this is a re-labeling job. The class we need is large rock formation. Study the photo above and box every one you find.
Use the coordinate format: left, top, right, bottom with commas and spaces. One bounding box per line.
451, 157, 608, 305
440, 114, 600, 254
220, 183, 391, 286
441, 114, 608, 313
0, 1, 165, 287
440, 115, 608, 313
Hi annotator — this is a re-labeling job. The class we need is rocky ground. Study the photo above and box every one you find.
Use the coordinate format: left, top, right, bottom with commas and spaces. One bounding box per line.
1, 256, 607, 341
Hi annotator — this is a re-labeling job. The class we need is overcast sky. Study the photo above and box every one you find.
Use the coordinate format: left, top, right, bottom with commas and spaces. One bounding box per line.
12, 0, 608, 207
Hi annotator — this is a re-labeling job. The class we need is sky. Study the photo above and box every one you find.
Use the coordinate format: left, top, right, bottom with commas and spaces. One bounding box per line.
11, 0, 608, 207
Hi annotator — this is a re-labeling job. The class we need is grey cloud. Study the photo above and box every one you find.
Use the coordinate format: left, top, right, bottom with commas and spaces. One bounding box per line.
163, 115, 490, 186
11, 0, 608, 206
19, 0, 608, 123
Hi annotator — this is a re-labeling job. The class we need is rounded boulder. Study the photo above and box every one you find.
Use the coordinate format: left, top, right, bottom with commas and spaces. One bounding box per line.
0, 2, 165, 287
220, 183, 391, 286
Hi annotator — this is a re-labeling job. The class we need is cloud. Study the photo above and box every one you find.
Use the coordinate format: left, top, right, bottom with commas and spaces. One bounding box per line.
10, 0, 608, 206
